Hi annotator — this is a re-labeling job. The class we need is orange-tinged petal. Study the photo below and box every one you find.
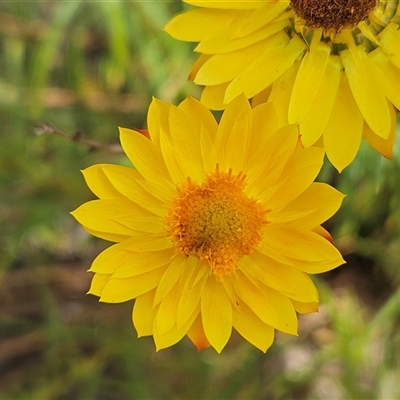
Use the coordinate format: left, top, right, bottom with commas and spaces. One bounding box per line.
187, 313, 211, 351
133, 289, 157, 337
363, 104, 396, 159
201, 276, 232, 353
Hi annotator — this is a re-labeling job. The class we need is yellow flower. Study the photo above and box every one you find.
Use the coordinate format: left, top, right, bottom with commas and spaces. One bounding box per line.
165, 0, 400, 171
71, 95, 344, 353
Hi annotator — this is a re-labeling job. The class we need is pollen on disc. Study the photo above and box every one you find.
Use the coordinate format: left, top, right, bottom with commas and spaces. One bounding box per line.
166, 165, 269, 281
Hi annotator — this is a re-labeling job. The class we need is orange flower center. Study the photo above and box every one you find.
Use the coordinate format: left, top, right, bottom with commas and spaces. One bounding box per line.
166, 165, 268, 281
290, 0, 378, 31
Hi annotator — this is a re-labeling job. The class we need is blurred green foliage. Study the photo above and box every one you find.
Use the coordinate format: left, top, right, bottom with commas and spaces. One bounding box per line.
0, 1, 400, 399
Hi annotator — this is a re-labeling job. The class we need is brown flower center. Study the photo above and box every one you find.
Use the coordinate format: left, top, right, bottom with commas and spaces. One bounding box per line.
166, 165, 268, 281
290, 0, 379, 31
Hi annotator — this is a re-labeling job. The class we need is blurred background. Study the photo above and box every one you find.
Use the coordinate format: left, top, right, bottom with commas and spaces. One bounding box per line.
1, 1, 400, 399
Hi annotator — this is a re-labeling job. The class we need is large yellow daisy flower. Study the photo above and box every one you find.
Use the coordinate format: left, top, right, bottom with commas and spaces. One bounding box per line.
165, 0, 400, 171
72, 95, 344, 353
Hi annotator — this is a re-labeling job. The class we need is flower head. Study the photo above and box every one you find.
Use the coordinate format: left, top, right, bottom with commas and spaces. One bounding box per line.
72, 95, 344, 353
165, 0, 400, 171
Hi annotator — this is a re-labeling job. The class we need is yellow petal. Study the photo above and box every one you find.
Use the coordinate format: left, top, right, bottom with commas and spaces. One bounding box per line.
341, 45, 391, 139
178, 96, 218, 140
232, 2, 289, 39
269, 182, 345, 228
289, 30, 331, 124
155, 279, 182, 336
291, 299, 319, 314
246, 125, 299, 195
82, 227, 129, 243
240, 252, 319, 303
168, 105, 205, 182
197, 19, 288, 54
153, 304, 200, 351
258, 147, 325, 209
164, 8, 239, 42
232, 301, 275, 353
155, 256, 197, 335
225, 35, 306, 102
133, 289, 157, 337
177, 262, 209, 329
71, 199, 164, 236
201, 276, 232, 353
87, 273, 111, 297
247, 101, 281, 159
119, 127, 173, 189
234, 271, 298, 335
111, 249, 173, 279
159, 131, 186, 184
378, 22, 400, 60
195, 38, 272, 86
369, 48, 400, 111
100, 266, 167, 303
153, 256, 187, 305
215, 94, 252, 172
269, 60, 300, 126
323, 74, 364, 172
147, 97, 170, 149
98, 164, 165, 216
300, 55, 342, 147
82, 164, 125, 200
262, 226, 343, 263
200, 81, 230, 110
